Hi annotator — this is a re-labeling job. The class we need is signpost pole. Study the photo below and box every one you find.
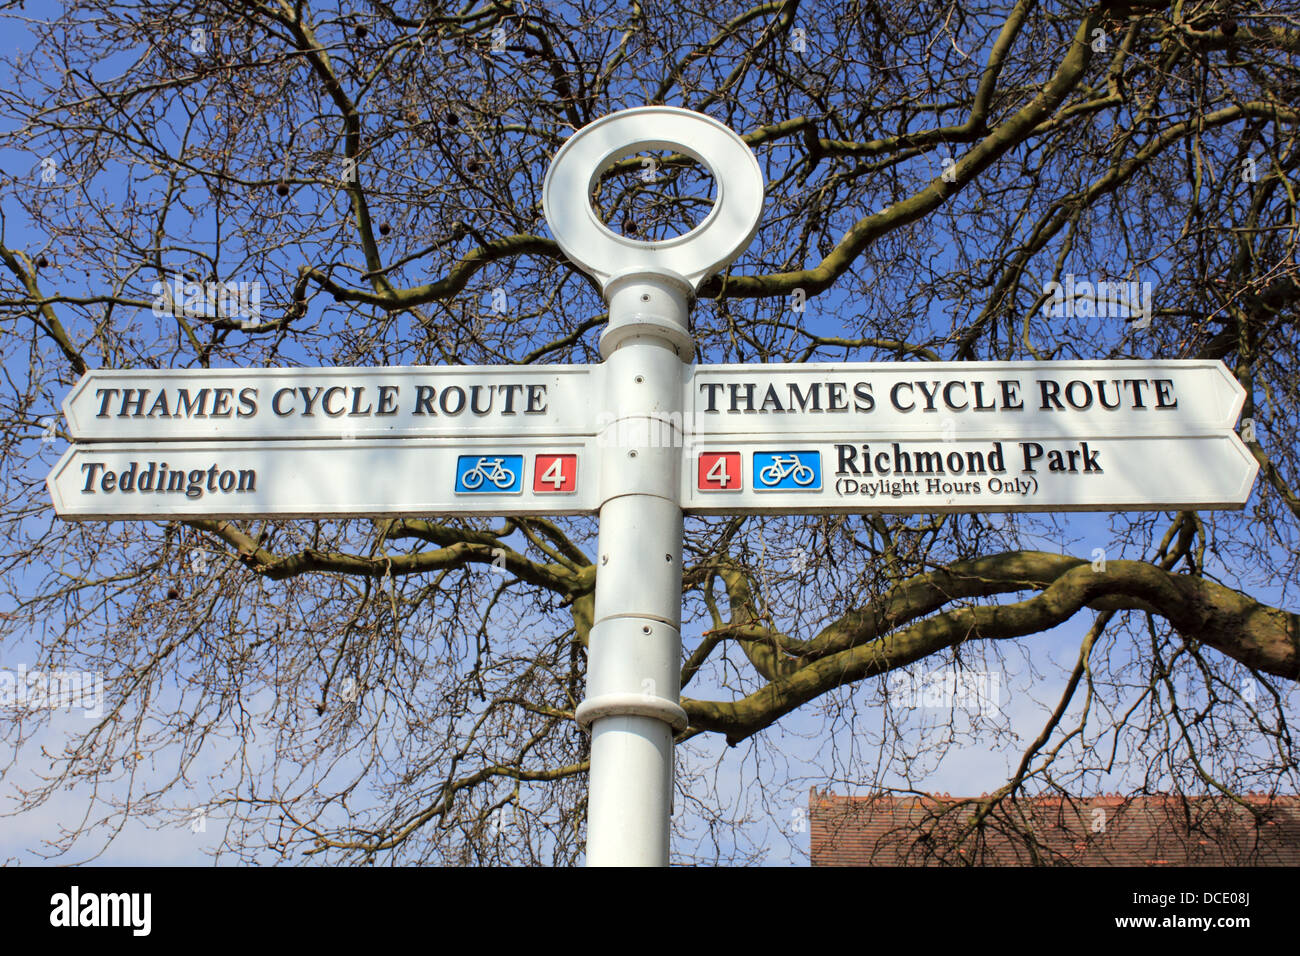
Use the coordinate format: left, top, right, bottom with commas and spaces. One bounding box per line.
543, 106, 766, 865
575, 273, 692, 866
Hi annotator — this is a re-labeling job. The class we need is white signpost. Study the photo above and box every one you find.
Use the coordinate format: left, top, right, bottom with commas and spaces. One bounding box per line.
46, 106, 1259, 866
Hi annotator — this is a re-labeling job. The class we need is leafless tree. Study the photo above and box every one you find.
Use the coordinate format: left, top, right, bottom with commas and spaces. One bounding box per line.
0, 0, 1296, 864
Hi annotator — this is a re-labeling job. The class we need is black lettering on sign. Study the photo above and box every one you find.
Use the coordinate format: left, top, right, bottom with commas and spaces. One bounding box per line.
788, 382, 819, 412
77, 460, 258, 498
413, 385, 436, 415
469, 385, 493, 415
440, 386, 465, 415
348, 387, 373, 416
728, 383, 756, 412
526, 384, 547, 414
120, 389, 147, 417
211, 388, 234, 417
500, 383, 524, 414
146, 391, 170, 417
177, 388, 210, 417
94, 389, 119, 417
322, 386, 347, 417
298, 387, 323, 416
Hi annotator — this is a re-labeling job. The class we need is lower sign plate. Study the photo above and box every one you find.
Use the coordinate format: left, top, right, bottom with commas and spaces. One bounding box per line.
682, 435, 1258, 514
48, 434, 1258, 520
47, 439, 597, 519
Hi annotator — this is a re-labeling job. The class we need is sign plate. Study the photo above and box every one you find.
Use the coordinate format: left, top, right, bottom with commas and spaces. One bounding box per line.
684, 360, 1245, 438
62, 366, 600, 442
680, 434, 1259, 514
47, 438, 597, 519
63, 361, 1243, 444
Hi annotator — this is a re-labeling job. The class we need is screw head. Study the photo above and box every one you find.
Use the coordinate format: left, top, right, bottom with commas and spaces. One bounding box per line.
642, 625, 652, 634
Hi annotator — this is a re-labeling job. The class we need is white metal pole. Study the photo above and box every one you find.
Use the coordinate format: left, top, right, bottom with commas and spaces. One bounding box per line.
541, 106, 765, 866
575, 273, 692, 866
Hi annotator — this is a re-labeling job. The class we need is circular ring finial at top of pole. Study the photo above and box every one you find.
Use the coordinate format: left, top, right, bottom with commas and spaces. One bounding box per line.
542, 106, 765, 297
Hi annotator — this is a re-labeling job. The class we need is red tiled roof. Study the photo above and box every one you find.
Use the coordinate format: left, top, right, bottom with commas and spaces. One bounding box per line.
809, 790, 1300, 866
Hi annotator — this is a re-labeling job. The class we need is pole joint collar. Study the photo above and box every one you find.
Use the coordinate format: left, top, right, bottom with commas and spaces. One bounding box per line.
576, 693, 690, 732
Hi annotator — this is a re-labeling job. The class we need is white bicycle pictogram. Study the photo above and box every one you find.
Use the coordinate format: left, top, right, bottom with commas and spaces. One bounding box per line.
461, 457, 517, 490
758, 454, 816, 487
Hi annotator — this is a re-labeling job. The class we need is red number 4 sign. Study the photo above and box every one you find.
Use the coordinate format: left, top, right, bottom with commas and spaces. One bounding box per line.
533, 454, 578, 493
698, 452, 742, 490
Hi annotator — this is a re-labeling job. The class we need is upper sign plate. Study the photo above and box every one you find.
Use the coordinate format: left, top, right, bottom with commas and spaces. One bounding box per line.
685, 360, 1246, 438
62, 365, 600, 442
62, 360, 1245, 443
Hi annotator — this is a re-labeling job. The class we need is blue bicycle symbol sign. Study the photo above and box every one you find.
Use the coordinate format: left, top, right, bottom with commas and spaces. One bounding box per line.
455, 455, 523, 493
753, 451, 822, 491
